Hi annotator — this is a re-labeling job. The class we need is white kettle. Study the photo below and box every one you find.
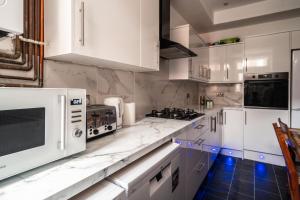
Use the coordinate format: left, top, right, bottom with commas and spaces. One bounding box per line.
104, 97, 124, 129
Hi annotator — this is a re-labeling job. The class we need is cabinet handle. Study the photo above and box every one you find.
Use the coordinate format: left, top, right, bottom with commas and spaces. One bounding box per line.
224, 112, 226, 125
157, 42, 160, 66
210, 117, 213, 132
245, 58, 248, 72
214, 117, 217, 132
227, 68, 229, 80
59, 95, 66, 150
245, 111, 247, 125
79, 1, 85, 46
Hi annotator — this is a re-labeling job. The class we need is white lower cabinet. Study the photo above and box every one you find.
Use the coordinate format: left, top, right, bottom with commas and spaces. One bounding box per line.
184, 149, 208, 200
244, 109, 289, 165
223, 109, 244, 151
71, 180, 126, 200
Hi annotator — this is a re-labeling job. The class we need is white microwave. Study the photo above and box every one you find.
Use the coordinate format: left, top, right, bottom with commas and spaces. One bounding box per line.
0, 88, 86, 181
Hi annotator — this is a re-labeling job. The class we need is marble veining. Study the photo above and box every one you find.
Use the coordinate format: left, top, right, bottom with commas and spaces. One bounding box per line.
0, 117, 198, 200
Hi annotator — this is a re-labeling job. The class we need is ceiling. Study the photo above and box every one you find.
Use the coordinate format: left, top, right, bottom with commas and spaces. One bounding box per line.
171, 0, 300, 33
201, 0, 265, 12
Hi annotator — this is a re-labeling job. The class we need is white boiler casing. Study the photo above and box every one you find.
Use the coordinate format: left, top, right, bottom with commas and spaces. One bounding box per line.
0, 0, 23, 34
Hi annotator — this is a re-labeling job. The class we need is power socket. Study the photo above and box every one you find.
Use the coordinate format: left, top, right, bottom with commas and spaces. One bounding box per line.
216, 93, 224, 97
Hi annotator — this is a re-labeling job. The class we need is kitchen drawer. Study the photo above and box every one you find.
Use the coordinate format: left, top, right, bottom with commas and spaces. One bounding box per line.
185, 156, 208, 200
220, 148, 243, 159
186, 116, 209, 142
185, 148, 208, 176
244, 150, 285, 166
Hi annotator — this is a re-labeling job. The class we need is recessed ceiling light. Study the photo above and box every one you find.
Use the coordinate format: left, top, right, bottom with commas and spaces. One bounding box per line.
224, 2, 229, 6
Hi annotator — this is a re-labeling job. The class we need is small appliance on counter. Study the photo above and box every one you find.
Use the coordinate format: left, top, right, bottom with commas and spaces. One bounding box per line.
123, 102, 136, 126
104, 97, 124, 129
206, 99, 214, 109
0, 88, 86, 181
86, 105, 117, 140
145, 108, 204, 121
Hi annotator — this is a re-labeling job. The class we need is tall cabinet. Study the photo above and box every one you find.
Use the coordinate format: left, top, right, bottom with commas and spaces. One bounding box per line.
45, 0, 159, 71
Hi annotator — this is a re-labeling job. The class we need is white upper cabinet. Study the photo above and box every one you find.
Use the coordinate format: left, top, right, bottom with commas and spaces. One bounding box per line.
140, 0, 160, 70
225, 44, 244, 83
209, 46, 226, 83
169, 25, 209, 82
292, 30, 300, 50
209, 43, 244, 83
245, 32, 290, 74
45, 0, 159, 72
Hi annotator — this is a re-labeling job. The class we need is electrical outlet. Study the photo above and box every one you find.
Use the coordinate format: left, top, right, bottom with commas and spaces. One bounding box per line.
216, 93, 224, 97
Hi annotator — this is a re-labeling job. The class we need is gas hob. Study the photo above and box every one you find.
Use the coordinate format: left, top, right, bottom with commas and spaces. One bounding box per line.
145, 108, 204, 121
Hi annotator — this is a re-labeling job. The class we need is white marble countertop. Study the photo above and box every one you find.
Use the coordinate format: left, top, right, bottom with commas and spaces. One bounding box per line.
0, 117, 200, 200
0, 105, 241, 200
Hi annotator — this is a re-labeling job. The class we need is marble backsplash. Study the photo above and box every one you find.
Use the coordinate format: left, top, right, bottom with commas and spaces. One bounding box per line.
203, 84, 243, 106
44, 59, 200, 120
3, 59, 242, 120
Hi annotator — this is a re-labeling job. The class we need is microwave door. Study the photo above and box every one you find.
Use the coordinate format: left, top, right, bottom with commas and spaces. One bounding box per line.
0, 89, 66, 180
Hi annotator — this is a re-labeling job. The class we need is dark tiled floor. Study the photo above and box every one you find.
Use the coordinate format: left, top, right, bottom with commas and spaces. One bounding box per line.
194, 155, 290, 200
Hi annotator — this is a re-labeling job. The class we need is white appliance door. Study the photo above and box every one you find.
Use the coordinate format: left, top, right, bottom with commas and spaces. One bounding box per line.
0, 88, 66, 180
292, 50, 300, 128
149, 164, 172, 200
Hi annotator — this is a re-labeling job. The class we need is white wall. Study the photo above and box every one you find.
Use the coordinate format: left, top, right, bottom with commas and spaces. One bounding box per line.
170, 5, 188, 28
200, 16, 300, 43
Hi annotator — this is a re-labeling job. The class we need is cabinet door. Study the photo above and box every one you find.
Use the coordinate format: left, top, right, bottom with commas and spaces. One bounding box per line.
140, 0, 159, 70
226, 44, 244, 83
209, 47, 226, 82
74, 0, 140, 66
193, 47, 209, 80
245, 32, 290, 74
244, 109, 289, 155
292, 31, 300, 50
223, 109, 244, 150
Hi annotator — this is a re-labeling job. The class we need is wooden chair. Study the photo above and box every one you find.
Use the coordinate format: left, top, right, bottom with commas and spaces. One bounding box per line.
273, 123, 300, 200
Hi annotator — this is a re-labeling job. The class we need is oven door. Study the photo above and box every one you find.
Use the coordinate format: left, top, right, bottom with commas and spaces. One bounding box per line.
0, 88, 67, 180
244, 79, 289, 109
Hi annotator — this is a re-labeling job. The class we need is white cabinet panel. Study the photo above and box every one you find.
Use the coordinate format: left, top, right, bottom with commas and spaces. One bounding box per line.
245, 32, 290, 74
74, 0, 140, 67
223, 109, 244, 150
226, 44, 244, 83
209, 47, 226, 82
244, 109, 289, 155
140, 0, 159, 70
292, 31, 300, 50
45, 0, 159, 71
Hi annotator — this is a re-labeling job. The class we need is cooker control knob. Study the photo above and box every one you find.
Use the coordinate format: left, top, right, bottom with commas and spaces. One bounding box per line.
107, 125, 113, 131
74, 129, 83, 138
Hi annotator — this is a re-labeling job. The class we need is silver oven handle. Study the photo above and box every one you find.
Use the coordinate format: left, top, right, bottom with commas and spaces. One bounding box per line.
59, 95, 66, 150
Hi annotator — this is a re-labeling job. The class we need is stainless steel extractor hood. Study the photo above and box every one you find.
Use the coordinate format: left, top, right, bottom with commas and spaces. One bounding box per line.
159, 0, 197, 60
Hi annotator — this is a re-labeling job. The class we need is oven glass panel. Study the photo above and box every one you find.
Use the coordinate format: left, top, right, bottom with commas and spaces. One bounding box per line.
244, 80, 289, 109
0, 108, 45, 157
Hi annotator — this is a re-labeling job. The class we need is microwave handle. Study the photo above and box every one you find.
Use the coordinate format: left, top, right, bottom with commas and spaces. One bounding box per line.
59, 95, 66, 150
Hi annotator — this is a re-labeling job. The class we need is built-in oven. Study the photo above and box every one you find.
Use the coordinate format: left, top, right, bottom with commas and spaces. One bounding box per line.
0, 88, 86, 181
244, 72, 289, 110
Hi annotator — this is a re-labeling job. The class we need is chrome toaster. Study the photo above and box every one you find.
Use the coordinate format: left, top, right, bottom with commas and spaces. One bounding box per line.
86, 105, 117, 140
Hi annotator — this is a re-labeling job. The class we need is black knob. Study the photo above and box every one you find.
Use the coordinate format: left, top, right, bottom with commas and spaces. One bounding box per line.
107, 125, 113, 131
93, 129, 99, 135
74, 129, 83, 138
